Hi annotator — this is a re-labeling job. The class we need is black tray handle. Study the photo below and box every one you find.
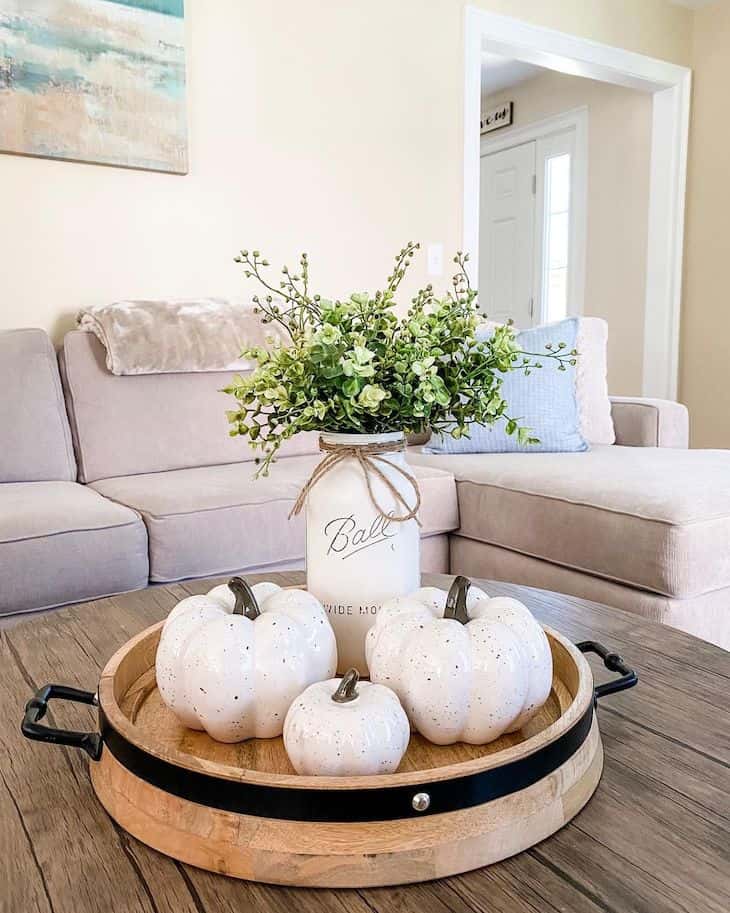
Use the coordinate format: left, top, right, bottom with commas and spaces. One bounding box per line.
576, 641, 638, 703
21, 684, 102, 761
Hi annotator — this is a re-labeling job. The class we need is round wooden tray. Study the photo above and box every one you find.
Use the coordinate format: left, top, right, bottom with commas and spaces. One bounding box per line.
88, 619, 603, 888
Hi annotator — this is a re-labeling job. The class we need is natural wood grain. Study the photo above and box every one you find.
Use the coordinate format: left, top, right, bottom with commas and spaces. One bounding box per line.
89, 611, 600, 886
0, 629, 157, 913
2, 572, 728, 910
90, 721, 602, 886
117, 667, 569, 775
99, 620, 588, 789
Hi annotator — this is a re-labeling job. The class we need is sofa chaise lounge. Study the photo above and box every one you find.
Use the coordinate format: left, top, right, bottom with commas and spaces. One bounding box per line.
1, 327, 728, 651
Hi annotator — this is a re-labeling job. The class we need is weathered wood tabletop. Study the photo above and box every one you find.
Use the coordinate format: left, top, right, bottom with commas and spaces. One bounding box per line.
1, 572, 728, 913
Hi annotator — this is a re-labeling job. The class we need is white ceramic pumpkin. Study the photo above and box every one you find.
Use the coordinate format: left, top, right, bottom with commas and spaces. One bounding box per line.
283, 668, 410, 776
156, 578, 337, 743
365, 576, 553, 745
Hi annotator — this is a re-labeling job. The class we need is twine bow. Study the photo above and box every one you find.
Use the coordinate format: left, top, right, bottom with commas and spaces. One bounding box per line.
289, 437, 422, 525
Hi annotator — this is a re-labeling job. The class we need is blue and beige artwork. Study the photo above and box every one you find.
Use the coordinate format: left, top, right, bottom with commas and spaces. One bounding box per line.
0, 0, 187, 173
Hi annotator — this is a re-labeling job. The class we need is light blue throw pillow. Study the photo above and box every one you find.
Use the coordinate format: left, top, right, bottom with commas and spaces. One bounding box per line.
424, 318, 588, 454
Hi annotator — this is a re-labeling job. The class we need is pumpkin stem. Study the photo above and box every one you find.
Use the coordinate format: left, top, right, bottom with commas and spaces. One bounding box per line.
444, 575, 471, 625
228, 577, 261, 620
332, 668, 360, 703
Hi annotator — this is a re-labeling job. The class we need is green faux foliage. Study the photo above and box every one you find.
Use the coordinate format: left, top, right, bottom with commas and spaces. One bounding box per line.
224, 243, 577, 475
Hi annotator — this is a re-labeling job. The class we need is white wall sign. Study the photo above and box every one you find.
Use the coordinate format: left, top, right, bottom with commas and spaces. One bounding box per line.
480, 102, 513, 135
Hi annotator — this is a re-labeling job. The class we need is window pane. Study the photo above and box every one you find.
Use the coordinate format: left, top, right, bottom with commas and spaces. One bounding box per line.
546, 268, 567, 323
541, 151, 571, 322
548, 211, 569, 269
547, 153, 570, 213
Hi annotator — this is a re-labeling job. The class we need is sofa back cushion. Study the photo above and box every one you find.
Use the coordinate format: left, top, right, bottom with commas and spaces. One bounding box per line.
60, 330, 319, 483
0, 328, 76, 482
574, 317, 615, 445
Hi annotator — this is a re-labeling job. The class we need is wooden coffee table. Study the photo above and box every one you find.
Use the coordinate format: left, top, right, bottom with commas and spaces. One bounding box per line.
2, 572, 728, 913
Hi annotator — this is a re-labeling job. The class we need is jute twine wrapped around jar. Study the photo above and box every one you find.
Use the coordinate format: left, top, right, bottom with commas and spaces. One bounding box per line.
289, 437, 422, 525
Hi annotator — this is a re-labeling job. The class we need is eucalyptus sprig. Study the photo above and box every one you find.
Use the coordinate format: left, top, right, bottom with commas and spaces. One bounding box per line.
225, 244, 577, 474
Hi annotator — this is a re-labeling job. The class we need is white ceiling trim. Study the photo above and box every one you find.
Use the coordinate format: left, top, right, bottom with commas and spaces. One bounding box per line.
480, 53, 542, 94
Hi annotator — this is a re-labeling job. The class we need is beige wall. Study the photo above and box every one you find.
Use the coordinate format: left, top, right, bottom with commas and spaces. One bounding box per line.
0, 1, 692, 356
482, 71, 653, 394
680, 2, 730, 447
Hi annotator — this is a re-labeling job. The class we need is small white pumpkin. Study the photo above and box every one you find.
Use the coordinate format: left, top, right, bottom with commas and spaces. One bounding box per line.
283, 668, 410, 776
365, 576, 552, 745
156, 578, 337, 742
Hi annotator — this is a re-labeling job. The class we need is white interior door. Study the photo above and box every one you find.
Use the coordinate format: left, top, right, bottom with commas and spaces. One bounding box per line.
478, 140, 536, 327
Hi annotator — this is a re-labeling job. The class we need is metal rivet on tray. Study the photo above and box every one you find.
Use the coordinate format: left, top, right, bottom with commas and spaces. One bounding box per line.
412, 792, 430, 812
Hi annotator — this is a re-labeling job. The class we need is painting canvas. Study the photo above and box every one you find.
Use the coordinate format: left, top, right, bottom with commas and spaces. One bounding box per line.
0, 0, 187, 173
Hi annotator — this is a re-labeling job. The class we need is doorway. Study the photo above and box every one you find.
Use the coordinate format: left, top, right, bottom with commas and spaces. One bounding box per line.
463, 7, 691, 399
479, 110, 586, 328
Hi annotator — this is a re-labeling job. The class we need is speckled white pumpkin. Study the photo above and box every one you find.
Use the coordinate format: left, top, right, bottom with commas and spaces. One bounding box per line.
365, 576, 552, 745
283, 669, 410, 776
467, 596, 553, 732
156, 579, 337, 743
409, 584, 490, 614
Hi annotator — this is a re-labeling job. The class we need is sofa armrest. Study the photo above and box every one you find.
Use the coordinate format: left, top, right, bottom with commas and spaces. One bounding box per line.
610, 396, 689, 448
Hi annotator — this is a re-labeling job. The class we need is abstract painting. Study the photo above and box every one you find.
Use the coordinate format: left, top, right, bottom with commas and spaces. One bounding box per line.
0, 0, 187, 173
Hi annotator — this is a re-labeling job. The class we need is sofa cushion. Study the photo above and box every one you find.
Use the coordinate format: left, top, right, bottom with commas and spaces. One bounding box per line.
0, 329, 76, 482
575, 317, 614, 445
59, 330, 319, 483
409, 445, 730, 599
91, 455, 458, 582
449, 536, 730, 651
0, 482, 148, 615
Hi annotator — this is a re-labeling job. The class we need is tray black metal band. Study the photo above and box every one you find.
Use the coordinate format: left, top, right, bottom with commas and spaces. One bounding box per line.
100, 701, 595, 823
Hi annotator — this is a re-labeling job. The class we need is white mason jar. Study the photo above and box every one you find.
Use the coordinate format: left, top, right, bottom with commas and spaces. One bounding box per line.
305, 431, 420, 674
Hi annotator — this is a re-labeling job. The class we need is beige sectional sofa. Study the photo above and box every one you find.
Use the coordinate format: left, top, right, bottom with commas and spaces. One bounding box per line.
0, 329, 148, 613
58, 330, 458, 582
2, 327, 728, 651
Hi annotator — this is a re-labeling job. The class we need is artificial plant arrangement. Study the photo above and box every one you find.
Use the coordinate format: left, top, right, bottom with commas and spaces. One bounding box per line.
224, 242, 577, 474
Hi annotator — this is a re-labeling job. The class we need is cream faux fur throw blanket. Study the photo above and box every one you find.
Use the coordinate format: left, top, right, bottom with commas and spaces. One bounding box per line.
78, 298, 279, 375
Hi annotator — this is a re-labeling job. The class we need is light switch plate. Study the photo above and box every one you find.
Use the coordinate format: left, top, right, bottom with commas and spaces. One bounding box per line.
426, 242, 444, 277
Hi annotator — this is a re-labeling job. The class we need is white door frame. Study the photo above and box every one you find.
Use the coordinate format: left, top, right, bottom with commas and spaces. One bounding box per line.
480, 106, 588, 324
463, 7, 691, 400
